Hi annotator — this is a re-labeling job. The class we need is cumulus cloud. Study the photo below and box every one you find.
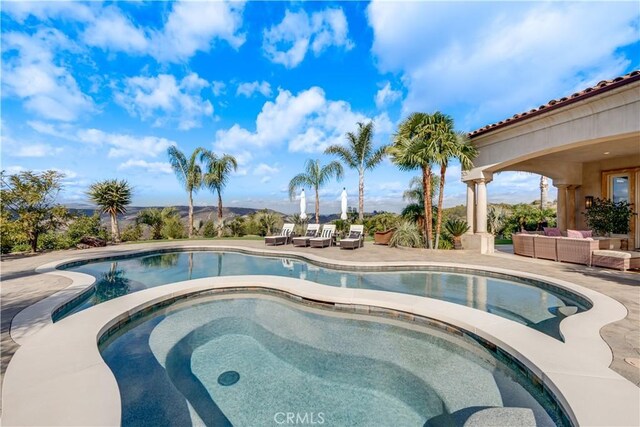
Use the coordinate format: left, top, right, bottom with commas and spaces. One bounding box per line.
215, 87, 390, 154
211, 80, 226, 96
367, 1, 639, 129
118, 159, 173, 174
254, 163, 280, 175
1, 29, 94, 121
114, 73, 214, 130
263, 8, 353, 68
237, 81, 272, 98
82, 6, 148, 54
2, 1, 95, 23
76, 128, 175, 158
375, 82, 402, 108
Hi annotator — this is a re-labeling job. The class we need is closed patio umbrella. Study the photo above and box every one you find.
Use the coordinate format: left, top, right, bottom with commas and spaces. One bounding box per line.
300, 189, 307, 220
340, 188, 348, 220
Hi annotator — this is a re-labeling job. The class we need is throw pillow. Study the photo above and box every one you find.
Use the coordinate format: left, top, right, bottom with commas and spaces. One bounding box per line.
306, 230, 316, 237
543, 227, 561, 237
348, 231, 361, 239
579, 230, 593, 238
566, 229, 583, 239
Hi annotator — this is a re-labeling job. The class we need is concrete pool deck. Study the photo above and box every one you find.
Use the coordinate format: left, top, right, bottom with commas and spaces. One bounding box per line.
1, 240, 639, 416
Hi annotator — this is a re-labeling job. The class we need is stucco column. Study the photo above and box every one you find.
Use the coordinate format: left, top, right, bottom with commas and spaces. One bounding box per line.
476, 179, 488, 233
466, 182, 475, 234
556, 184, 568, 231
567, 185, 577, 229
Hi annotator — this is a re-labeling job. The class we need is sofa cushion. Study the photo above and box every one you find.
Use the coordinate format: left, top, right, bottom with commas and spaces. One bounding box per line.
543, 227, 561, 237
567, 229, 584, 238
592, 250, 640, 259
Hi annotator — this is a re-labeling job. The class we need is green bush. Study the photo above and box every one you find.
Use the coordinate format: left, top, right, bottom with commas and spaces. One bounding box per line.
66, 213, 108, 243
227, 216, 246, 237
389, 222, 424, 248
38, 231, 74, 251
120, 224, 142, 242
10, 243, 31, 253
202, 220, 217, 238
162, 217, 185, 239
584, 198, 634, 235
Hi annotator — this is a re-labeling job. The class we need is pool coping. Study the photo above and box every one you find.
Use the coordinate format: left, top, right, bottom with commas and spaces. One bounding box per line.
4, 245, 639, 425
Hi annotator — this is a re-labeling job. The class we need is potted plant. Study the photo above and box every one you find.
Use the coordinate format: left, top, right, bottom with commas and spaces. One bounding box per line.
445, 218, 470, 249
584, 198, 634, 236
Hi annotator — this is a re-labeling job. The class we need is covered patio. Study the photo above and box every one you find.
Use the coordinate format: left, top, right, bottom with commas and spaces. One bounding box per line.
462, 71, 640, 253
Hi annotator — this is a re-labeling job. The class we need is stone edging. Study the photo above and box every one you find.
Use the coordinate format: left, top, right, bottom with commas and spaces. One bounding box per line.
3, 274, 639, 426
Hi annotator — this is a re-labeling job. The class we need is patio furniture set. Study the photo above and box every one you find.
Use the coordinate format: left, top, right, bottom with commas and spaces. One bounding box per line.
264, 223, 364, 250
512, 229, 639, 271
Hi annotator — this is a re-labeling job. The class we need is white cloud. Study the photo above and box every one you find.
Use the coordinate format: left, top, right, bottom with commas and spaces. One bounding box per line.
1, 29, 94, 121
375, 82, 402, 108
118, 159, 173, 174
82, 6, 148, 54
254, 163, 280, 176
12, 143, 63, 158
114, 73, 213, 130
148, 1, 246, 62
263, 8, 353, 68
215, 87, 392, 154
367, 2, 639, 129
237, 81, 272, 98
76, 128, 175, 158
2, 1, 95, 23
211, 80, 226, 96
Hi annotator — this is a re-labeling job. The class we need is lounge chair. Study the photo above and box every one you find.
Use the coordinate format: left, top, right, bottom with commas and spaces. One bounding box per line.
292, 223, 320, 247
309, 224, 336, 248
264, 223, 294, 246
339, 225, 364, 250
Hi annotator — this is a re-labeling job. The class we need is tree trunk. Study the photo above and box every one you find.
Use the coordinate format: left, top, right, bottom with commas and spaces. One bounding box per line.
540, 175, 548, 209
358, 169, 364, 222
435, 165, 446, 249
30, 232, 38, 253
188, 191, 194, 238
217, 190, 224, 238
422, 166, 433, 249
111, 212, 120, 243
315, 186, 320, 224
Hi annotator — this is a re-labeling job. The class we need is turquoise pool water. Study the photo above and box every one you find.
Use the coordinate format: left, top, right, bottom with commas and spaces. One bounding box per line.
59, 251, 589, 339
100, 294, 566, 426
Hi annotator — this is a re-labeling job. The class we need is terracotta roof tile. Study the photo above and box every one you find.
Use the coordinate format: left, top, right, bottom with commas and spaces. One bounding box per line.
469, 70, 640, 138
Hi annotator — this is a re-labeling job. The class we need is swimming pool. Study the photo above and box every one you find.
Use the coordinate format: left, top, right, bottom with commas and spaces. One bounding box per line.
100, 293, 566, 426
58, 250, 590, 339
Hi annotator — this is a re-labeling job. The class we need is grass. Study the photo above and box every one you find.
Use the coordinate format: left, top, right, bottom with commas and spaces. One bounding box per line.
495, 238, 513, 245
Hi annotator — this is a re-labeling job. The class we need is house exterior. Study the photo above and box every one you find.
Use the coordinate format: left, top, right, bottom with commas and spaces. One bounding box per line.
462, 71, 640, 253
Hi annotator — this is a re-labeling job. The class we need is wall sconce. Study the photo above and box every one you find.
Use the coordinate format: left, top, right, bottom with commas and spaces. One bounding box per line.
585, 196, 594, 209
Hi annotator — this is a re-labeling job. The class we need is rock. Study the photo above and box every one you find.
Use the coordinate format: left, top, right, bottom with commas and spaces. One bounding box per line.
78, 236, 106, 248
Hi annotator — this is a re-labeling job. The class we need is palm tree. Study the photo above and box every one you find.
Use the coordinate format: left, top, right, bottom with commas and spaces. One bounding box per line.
87, 179, 132, 243
324, 121, 388, 221
288, 159, 344, 224
402, 175, 438, 233
167, 146, 204, 238
388, 112, 438, 248
136, 207, 182, 240
430, 112, 478, 249
200, 150, 238, 237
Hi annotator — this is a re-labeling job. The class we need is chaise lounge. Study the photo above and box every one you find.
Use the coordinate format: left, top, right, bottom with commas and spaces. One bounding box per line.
292, 223, 320, 247
339, 225, 364, 250
264, 223, 294, 246
309, 224, 336, 248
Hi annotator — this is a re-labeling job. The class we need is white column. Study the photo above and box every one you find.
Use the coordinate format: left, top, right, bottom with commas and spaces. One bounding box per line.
556, 184, 568, 231
466, 182, 475, 234
476, 179, 488, 233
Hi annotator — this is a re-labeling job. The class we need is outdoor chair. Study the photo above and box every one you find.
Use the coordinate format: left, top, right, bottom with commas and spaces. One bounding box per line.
292, 223, 320, 247
264, 223, 294, 246
339, 225, 364, 250
309, 224, 336, 248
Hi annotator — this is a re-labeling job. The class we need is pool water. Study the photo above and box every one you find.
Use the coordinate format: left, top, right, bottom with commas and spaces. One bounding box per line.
60, 251, 589, 339
100, 294, 565, 427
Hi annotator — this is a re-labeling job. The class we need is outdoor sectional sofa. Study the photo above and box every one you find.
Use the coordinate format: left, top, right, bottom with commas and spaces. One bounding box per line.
512, 234, 599, 266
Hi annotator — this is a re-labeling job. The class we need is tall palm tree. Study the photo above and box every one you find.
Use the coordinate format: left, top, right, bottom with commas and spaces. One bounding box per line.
388, 112, 438, 248
167, 146, 204, 238
324, 121, 388, 222
430, 112, 478, 249
200, 150, 238, 237
87, 179, 132, 243
402, 175, 439, 234
288, 159, 344, 223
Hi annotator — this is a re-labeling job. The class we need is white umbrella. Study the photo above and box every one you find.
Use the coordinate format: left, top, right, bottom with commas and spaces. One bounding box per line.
340, 188, 348, 220
299, 189, 307, 220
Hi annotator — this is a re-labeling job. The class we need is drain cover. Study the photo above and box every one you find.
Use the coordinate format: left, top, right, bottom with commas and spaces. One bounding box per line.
218, 371, 240, 386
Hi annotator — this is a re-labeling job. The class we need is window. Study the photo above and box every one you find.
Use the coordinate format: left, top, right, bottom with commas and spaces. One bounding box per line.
610, 175, 630, 203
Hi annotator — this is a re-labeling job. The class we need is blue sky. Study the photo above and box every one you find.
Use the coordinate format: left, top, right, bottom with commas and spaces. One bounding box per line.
2, 1, 639, 214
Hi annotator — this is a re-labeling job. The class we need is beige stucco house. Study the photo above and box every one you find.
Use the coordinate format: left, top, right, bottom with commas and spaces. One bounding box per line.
462, 71, 640, 253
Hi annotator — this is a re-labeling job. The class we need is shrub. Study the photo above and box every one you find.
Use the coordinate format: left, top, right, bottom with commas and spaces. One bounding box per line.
120, 224, 142, 242
66, 213, 108, 243
162, 217, 185, 239
584, 198, 634, 235
11, 243, 31, 253
38, 231, 74, 251
389, 222, 424, 248
227, 216, 246, 237
202, 220, 217, 238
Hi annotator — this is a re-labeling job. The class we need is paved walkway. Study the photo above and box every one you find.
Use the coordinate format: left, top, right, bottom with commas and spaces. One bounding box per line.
2, 240, 639, 403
